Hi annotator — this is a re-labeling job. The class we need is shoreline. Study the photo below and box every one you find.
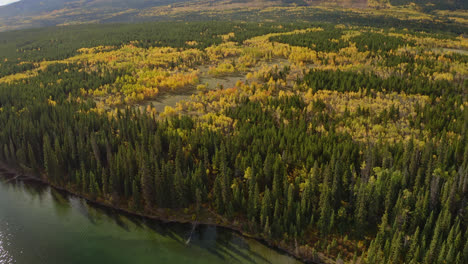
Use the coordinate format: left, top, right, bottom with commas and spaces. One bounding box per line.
0, 163, 329, 264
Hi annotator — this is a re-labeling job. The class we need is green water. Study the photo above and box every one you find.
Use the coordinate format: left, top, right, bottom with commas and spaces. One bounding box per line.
0, 176, 301, 264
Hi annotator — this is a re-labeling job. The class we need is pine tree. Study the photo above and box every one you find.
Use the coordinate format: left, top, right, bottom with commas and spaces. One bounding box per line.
81, 162, 88, 194
173, 165, 186, 207
140, 156, 154, 208
27, 143, 38, 171
102, 168, 109, 196
154, 162, 165, 207
354, 182, 367, 236
425, 217, 441, 264
213, 176, 224, 214
43, 135, 58, 183
318, 165, 332, 236
407, 226, 420, 263
261, 187, 272, 227
132, 179, 140, 211
88, 171, 100, 200
463, 238, 468, 263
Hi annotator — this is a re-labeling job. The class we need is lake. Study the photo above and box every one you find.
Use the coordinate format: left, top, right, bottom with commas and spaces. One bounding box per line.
0, 174, 301, 264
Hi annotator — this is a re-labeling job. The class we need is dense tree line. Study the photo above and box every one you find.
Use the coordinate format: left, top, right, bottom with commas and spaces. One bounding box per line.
271, 29, 415, 53
0, 22, 309, 62
388, 0, 468, 11
0, 15, 464, 64
270, 27, 348, 52
220, 6, 467, 35
351, 32, 413, 53
300, 69, 464, 98
0, 61, 35, 78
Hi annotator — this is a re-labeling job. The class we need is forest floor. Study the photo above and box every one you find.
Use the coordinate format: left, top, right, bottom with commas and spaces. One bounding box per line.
96, 56, 294, 113
437, 48, 468, 55
147, 57, 294, 112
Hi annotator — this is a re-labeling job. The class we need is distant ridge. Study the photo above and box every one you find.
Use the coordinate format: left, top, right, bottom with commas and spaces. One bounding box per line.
0, 0, 370, 32
1, 0, 465, 32
0, 0, 191, 31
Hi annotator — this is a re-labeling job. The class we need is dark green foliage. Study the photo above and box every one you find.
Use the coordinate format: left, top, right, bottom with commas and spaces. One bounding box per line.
0, 22, 309, 62
270, 27, 347, 52
300, 69, 461, 97
389, 0, 468, 11
351, 32, 414, 53
0, 61, 35, 78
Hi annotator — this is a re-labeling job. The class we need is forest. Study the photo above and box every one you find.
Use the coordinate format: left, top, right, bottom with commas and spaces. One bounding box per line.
0, 4, 467, 264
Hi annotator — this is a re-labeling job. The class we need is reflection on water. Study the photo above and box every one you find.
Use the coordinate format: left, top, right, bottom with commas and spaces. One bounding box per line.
0, 175, 301, 264
0, 224, 15, 264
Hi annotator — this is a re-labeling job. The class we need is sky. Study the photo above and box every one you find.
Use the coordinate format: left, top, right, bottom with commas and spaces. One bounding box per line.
0, 0, 20, 6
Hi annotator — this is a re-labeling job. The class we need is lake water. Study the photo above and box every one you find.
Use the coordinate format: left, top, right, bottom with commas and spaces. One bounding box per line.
0, 174, 301, 264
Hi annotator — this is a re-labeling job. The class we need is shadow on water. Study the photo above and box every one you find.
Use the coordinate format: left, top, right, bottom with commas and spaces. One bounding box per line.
80, 202, 269, 263
50, 188, 72, 217
2, 173, 186, 244
215, 230, 271, 264
218, 237, 266, 264
0, 172, 301, 263
144, 218, 184, 244
187, 225, 272, 264
79, 198, 184, 245
5, 177, 49, 202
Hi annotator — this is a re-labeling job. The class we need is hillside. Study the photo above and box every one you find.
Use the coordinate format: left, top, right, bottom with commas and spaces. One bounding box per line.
0, 0, 371, 31
1, 0, 467, 32
0, 0, 189, 31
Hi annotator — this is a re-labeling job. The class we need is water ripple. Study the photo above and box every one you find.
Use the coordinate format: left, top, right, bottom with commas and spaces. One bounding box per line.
0, 222, 15, 264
